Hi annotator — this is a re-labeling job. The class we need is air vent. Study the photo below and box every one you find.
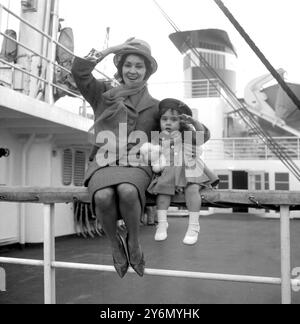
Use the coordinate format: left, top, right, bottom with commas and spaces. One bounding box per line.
62, 149, 73, 186
74, 150, 86, 187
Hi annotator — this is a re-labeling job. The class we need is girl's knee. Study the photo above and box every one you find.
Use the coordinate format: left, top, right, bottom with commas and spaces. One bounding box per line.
94, 188, 115, 206
117, 184, 139, 202
185, 184, 201, 195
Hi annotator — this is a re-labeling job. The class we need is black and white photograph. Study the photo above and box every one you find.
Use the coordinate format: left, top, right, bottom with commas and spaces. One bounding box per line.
0, 0, 300, 306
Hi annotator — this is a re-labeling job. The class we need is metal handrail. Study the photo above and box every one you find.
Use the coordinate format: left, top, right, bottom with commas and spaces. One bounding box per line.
0, 4, 111, 102
0, 31, 71, 75
0, 58, 82, 100
0, 187, 299, 304
203, 137, 300, 161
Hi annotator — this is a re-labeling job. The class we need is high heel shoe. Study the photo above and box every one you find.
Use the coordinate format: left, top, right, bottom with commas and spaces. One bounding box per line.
126, 236, 145, 277
112, 233, 129, 278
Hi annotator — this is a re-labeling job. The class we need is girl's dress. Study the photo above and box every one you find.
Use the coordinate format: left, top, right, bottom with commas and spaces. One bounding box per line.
148, 130, 219, 195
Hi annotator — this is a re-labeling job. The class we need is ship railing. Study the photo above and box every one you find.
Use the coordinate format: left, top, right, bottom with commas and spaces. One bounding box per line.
147, 79, 222, 99
0, 4, 110, 116
0, 187, 300, 304
202, 137, 300, 160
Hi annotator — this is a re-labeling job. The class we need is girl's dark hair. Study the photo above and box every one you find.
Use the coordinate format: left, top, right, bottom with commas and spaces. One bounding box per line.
116, 53, 152, 84
159, 99, 203, 144
158, 98, 193, 118
159, 107, 192, 133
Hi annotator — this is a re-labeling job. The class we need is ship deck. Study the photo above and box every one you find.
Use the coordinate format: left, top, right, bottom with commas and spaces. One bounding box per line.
1, 213, 300, 304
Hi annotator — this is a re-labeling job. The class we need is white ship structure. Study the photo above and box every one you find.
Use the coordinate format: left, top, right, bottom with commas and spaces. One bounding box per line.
0, 1, 300, 246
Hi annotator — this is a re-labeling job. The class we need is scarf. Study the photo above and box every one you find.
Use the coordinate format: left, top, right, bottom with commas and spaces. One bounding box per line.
88, 81, 147, 165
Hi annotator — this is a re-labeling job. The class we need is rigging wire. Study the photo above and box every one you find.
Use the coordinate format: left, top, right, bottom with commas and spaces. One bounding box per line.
152, 0, 300, 181
189, 46, 300, 181
213, 0, 300, 112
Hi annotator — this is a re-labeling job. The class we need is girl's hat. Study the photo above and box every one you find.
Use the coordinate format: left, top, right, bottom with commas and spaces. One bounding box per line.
113, 38, 158, 75
159, 98, 193, 116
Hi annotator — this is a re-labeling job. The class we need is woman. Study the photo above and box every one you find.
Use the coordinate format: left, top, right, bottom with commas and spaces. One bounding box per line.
71, 38, 159, 278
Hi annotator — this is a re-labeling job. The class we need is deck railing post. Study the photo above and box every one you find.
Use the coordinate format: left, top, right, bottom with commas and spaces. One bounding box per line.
280, 205, 291, 304
0, 5, 3, 32
45, 0, 59, 104
44, 203, 56, 304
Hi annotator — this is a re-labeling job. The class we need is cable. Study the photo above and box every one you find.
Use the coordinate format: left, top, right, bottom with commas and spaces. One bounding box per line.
213, 0, 300, 111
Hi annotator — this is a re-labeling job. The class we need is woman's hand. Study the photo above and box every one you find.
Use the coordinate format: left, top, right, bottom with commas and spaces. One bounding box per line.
110, 37, 139, 54
84, 48, 104, 62
84, 38, 138, 63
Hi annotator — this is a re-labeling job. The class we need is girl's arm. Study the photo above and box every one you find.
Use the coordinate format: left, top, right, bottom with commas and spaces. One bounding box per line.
180, 115, 211, 144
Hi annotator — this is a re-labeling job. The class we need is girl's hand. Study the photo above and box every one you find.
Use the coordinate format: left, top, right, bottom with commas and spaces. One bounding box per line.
175, 187, 184, 194
179, 114, 195, 125
117, 219, 127, 232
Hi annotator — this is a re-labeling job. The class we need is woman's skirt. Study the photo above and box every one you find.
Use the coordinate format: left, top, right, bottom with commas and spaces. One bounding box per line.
87, 166, 152, 216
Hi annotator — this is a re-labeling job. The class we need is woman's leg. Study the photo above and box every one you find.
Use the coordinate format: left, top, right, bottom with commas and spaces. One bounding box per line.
94, 188, 125, 262
155, 194, 172, 241
116, 184, 143, 264
183, 184, 202, 245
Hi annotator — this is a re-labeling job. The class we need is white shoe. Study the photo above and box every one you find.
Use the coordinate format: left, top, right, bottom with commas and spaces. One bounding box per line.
154, 222, 168, 241
183, 226, 200, 245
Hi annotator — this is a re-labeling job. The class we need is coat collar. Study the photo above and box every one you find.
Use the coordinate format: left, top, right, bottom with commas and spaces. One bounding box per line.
124, 87, 157, 113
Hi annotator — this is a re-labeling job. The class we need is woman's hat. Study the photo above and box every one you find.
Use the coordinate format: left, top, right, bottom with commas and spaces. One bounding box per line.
113, 38, 158, 75
159, 98, 193, 116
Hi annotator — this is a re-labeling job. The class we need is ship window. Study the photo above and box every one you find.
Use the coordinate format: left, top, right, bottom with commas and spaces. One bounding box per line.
199, 52, 225, 70
249, 171, 267, 191
275, 173, 289, 191
255, 175, 262, 190
191, 79, 220, 98
217, 174, 229, 189
62, 148, 87, 187
265, 173, 270, 190
198, 42, 225, 52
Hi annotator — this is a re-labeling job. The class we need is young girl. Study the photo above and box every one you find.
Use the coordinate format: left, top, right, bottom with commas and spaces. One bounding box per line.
145, 98, 219, 245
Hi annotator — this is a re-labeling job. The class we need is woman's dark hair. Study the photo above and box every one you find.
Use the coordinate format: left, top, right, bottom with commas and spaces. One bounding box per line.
116, 53, 152, 84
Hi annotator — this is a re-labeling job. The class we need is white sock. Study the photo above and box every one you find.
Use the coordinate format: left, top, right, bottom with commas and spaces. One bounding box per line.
188, 212, 200, 231
183, 212, 200, 245
155, 210, 168, 241
157, 210, 168, 224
